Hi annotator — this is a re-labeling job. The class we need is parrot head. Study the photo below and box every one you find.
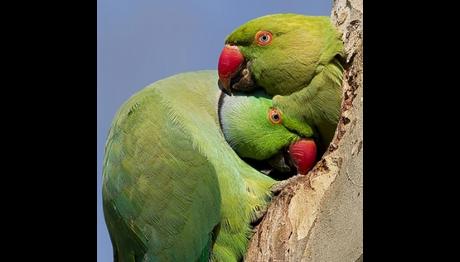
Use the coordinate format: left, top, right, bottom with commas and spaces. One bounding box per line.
219, 91, 317, 175
217, 14, 343, 96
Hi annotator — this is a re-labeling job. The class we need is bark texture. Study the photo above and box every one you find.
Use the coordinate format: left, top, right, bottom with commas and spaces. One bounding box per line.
244, 0, 363, 261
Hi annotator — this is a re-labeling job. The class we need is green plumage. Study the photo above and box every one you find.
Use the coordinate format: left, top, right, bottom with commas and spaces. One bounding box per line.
102, 70, 312, 261
220, 91, 313, 160
225, 14, 345, 151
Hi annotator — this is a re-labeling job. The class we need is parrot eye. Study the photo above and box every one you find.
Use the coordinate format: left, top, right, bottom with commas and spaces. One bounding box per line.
268, 108, 282, 124
255, 31, 273, 46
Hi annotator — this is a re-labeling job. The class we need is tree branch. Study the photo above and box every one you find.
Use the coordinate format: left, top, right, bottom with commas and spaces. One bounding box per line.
244, 0, 363, 260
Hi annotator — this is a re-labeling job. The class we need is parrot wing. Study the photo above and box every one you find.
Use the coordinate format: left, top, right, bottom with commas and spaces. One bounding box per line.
102, 71, 224, 261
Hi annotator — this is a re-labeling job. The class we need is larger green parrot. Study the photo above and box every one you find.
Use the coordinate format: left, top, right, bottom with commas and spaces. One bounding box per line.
217, 14, 345, 153
102, 70, 316, 261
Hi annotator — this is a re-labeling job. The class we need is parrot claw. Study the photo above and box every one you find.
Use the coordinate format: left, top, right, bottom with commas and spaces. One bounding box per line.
270, 175, 303, 195
251, 225, 263, 236
251, 206, 268, 226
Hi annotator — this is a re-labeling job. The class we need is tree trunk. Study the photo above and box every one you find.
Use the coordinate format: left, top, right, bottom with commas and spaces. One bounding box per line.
244, 0, 363, 261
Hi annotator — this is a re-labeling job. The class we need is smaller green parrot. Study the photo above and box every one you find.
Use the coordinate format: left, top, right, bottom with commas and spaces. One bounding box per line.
103, 71, 317, 261
217, 14, 345, 153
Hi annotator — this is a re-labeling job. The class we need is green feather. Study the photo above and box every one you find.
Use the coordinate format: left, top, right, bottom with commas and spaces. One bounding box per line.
103, 70, 311, 261
220, 91, 313, 160
225, 14, 345, 151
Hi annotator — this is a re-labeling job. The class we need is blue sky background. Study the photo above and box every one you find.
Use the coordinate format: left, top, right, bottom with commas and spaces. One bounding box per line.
97, 1, 332, 261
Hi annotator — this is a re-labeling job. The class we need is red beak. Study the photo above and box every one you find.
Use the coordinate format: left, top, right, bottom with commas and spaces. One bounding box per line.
289, 139, 317, 175
217, 45, 244, 93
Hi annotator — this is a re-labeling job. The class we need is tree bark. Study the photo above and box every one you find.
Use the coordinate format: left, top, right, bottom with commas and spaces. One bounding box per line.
244, 0, 363, 261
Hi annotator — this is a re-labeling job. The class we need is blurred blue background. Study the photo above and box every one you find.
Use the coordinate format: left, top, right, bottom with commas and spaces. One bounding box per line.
97, 1, 332, 261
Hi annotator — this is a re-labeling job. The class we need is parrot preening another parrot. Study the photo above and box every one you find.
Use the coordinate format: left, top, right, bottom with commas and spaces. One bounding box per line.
102, 70, 317, 261
217, 14, 345, 153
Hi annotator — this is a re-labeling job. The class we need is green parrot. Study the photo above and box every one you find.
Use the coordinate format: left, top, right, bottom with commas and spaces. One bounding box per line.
217, 14, 345, 153
102, 70, 317, 261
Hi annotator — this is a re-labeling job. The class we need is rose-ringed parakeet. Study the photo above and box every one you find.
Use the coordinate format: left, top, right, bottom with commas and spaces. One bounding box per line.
217, 14, 345, 153
102, 70, 317, 261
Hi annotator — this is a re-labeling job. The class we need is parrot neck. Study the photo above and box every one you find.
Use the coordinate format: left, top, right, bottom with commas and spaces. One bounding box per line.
218, 91, 249, 148
217, 89, 270, 139
272, 58, 344, 151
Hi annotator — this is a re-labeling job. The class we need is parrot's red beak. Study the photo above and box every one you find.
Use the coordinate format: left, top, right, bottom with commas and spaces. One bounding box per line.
288, 139, 317, 175
218, 45, 244, 94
